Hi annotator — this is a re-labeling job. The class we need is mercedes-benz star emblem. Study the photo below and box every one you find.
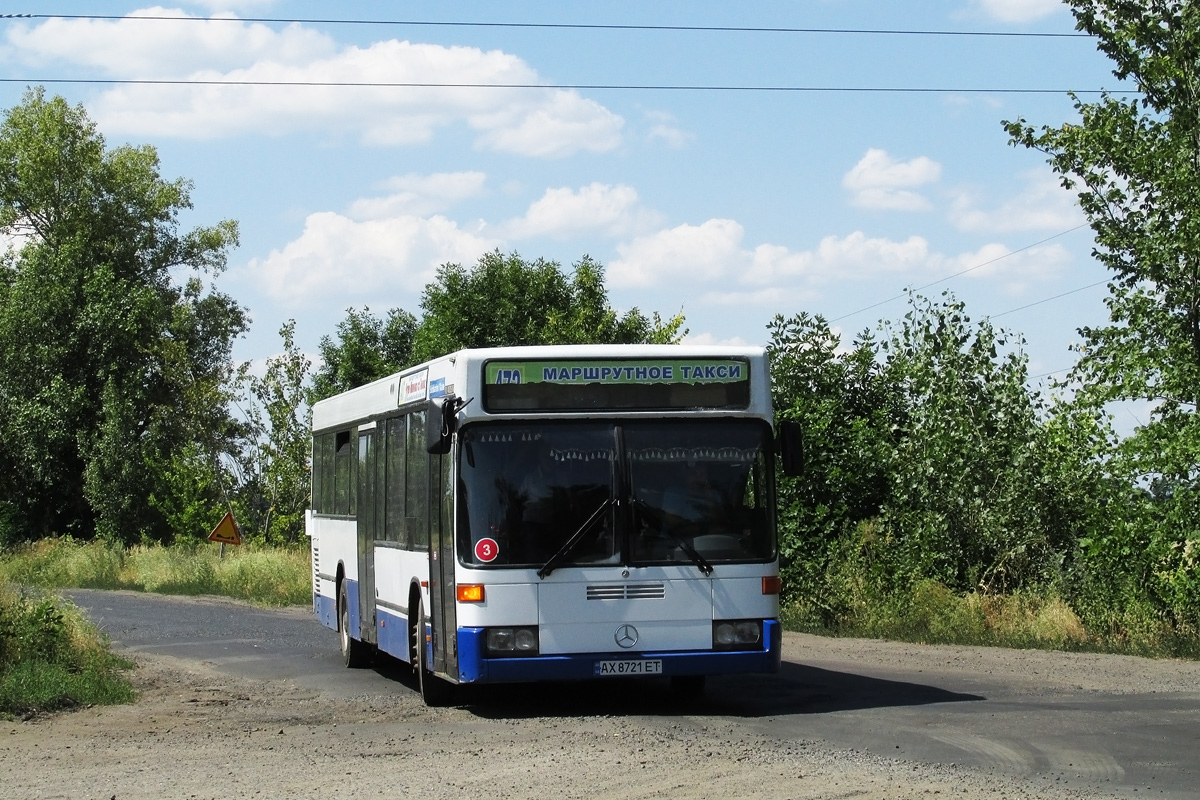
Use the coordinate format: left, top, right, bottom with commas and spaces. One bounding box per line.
615, 624, 638, 649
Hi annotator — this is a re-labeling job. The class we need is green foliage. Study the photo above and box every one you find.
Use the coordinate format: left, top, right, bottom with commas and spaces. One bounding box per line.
1000, 0, 1200, 642
766, 293, 1198, 648
0, 585, 134, 716
411, 251, 685, 363
309, 306, 418, 403
232, 321, 313, 546
0, 89, 245, 545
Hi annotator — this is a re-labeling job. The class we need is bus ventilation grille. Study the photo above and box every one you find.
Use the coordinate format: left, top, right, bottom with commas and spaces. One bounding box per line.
586, 583, 665, 601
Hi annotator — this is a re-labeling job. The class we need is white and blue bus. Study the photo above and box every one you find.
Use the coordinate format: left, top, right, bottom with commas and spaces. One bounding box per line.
308, 344, 801, 705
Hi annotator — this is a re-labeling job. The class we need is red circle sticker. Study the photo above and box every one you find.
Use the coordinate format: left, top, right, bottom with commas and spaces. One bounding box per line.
475, 537, 500, 562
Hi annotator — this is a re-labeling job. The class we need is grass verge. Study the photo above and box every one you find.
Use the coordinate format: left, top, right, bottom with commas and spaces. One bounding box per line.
0, 539, 311, 607
0, 585, 135, 718
781, 578, 1200, 659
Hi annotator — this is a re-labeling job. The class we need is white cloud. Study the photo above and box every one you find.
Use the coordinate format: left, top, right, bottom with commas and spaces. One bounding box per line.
644, 110, 692, 148
501, 183, 660, 240
682, 332, 752, 346
843, 149, 942, 211
347, 172, 487, 220
972, 0, 1062, 23
247, 211, 499, 306
949, 170, 1082, 233
606, 214, 1062, 305
608, 219, 941, 293
956, 241, 1072, 293
6, 12, 623, 156
609, 219, 747, 288
744, 232, 935, 287
6, 7, 331, 75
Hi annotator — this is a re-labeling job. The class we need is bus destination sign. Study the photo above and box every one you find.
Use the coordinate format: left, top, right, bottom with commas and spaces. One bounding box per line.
486, 359, 747, 386
483, 358, 751, 412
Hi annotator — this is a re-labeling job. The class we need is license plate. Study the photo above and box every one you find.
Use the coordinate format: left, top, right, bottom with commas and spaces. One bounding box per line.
594, 659, 663, 676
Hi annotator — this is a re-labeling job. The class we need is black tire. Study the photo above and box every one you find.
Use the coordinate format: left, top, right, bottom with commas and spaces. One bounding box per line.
338, 583, 370, 668
414, 600, 453, 707
671, 674, 706, 699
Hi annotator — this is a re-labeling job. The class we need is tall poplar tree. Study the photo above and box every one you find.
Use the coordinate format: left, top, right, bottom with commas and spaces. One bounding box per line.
0, 89, 245, 543
1004, 1, 1200, 515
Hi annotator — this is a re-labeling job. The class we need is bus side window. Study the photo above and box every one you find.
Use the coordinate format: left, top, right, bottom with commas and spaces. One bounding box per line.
334, 430, 355, 516
386, 419, 410, 544
316, 432, 335, 514
407, 411, 429, 550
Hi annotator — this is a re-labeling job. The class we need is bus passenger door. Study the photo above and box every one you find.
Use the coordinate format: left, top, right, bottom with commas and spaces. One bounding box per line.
356, 430, 377, 645
429, 447, 457, 677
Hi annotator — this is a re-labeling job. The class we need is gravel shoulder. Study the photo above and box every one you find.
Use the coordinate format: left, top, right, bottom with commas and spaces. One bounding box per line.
6, 626, 1189, 800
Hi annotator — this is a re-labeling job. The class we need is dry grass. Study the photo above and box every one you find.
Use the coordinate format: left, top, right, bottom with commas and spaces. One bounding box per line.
0, 539, 311, 607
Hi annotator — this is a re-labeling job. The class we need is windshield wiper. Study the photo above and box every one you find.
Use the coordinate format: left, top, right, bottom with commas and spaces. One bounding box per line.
537, 498, 613, 579
632, 498, 714, 576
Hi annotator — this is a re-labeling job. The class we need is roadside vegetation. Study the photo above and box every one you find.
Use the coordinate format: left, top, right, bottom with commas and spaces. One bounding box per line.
0, 585, 134, 718
0, 539, 311, 607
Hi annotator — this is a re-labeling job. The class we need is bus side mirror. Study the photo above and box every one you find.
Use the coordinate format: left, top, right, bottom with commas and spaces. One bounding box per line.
425, 397, 454, 454
778, 419, 804, 477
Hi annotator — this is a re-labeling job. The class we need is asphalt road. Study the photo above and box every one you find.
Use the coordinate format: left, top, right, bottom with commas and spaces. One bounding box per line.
68, 589, 1200, 799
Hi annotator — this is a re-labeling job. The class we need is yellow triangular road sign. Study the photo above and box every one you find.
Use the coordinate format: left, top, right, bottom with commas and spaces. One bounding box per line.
207, 511, 242, 546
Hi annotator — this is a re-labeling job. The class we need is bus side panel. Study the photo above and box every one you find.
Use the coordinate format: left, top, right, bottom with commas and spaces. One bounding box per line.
377, 606, 408, 660
309, 515, 358, 631
372, 547, 430, 663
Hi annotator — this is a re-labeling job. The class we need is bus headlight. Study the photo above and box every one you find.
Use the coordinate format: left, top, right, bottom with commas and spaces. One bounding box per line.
712, 619, 763, 651
485, 626, 540, 657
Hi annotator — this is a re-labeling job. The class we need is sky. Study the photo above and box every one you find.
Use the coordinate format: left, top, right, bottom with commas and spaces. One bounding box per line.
0, 1, 1132, 396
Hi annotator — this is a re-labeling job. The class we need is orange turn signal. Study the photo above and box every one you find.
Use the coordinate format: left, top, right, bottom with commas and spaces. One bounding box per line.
762, 576, 782, 595
457, 584, 486, 603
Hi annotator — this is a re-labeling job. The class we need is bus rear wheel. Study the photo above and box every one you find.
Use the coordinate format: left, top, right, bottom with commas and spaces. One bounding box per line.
338, 583, 370, 668
414, 600, 453, 707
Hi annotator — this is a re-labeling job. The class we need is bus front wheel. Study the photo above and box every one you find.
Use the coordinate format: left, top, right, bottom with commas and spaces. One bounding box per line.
414, 600, 453, 707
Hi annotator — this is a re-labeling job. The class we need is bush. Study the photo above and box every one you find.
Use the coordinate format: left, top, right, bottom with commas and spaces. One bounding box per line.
0, 585, 134, 716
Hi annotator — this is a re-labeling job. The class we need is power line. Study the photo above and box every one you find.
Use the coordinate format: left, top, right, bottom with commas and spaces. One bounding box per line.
1029, 366, 1072, 380
1, 14, 1095, 38
988, 279, 1108, 319
0, 78, 1121, 94
829, 224, 1091, 323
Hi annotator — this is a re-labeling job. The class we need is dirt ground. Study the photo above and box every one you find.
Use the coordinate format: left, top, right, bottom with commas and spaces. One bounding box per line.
8, 632, 1190, 800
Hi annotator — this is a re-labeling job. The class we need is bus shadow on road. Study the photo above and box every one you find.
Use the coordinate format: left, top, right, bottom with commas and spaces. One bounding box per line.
460, 661, 982, 719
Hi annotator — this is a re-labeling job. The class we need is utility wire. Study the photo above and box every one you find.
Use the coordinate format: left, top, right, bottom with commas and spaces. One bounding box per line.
0, 14, 1095, 38
0, 78, 1122, 94
988, 278, 1108, 319
829, 224, 1091, 323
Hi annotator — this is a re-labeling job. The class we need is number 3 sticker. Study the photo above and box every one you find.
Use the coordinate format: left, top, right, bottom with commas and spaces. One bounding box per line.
475, 537, 499, 562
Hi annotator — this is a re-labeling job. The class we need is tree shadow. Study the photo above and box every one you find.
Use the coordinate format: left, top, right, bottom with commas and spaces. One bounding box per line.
459, 660, 982, 719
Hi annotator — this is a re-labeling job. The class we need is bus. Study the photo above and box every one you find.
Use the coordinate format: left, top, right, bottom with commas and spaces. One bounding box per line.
307, 344, 801, 705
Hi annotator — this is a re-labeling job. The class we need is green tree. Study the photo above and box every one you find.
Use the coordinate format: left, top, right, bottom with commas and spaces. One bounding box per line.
232, 321, 312, 545
411, 251, 685, 363
770, 294, 1119, 627
309, 306, 417, 403
767, 311, 902, 615
0, 89, 246, 543
1004, 0, 1200, 625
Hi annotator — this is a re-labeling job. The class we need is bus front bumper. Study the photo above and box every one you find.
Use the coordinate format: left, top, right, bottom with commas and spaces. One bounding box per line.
454, 619, 781, 684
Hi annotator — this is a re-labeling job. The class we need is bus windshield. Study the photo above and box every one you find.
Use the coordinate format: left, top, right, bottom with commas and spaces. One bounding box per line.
457, 419, 774, 570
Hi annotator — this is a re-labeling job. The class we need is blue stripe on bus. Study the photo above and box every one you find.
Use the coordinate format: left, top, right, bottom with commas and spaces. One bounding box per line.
315, 592, 337, 631
455, 619, 781, 683
377, 606, 413, 663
